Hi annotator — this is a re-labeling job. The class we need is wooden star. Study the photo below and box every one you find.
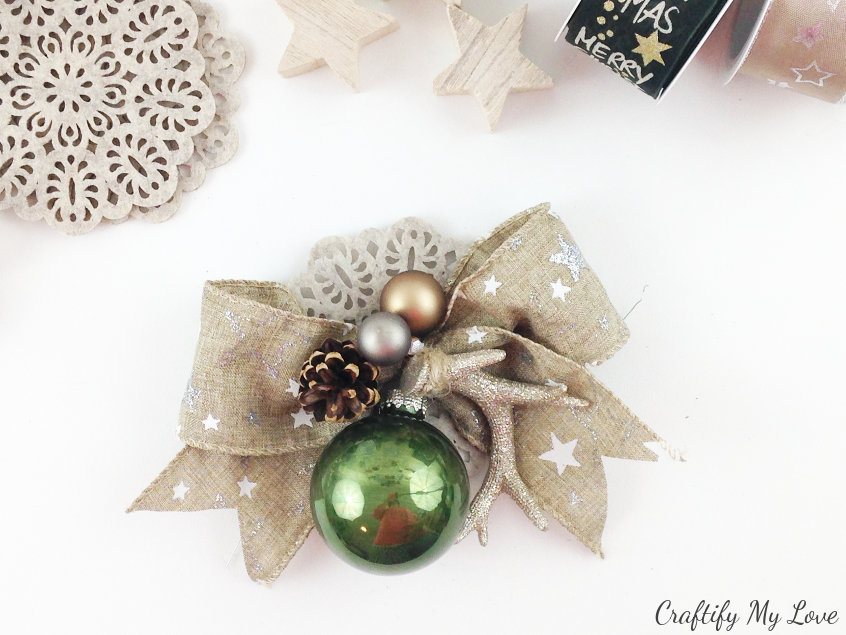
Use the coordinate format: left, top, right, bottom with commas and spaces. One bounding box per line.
276, 0, 399, 90
433, 5, 553, 130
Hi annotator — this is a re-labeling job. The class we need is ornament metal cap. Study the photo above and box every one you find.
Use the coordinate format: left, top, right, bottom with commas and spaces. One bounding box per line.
381, 389, 427, 418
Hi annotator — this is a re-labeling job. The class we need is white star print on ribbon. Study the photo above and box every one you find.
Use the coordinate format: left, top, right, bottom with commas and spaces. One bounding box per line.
538, 433, 580, 475
767, 79, 791, 88
291, 409, 314, 429
791, 60, 835, 86
172, 481, 189, 501
202, 415, 220, 431
483, 275, 503, 296
285, 379, 300, 397
466, 326, 488, 344
237, 476, 257, 498
551, 279, 572, 302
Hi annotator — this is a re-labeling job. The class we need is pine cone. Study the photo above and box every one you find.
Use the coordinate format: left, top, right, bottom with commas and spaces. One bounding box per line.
297, 339, 380, 423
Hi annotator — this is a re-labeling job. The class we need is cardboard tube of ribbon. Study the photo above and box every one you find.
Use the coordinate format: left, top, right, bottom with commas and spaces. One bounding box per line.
560, 0, 732, 99
725, 0, 846, 102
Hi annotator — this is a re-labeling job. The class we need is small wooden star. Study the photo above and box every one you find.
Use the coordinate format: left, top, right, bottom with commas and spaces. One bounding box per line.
434, 5, 553, 130
276, 0, 399, 90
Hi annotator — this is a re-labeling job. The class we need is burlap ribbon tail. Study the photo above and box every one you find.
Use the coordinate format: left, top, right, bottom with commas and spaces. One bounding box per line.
130, 203, 663, 583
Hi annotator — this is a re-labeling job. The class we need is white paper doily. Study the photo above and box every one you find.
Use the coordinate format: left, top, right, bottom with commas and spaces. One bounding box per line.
290, 217, 468, 324
0, 0, 244, 234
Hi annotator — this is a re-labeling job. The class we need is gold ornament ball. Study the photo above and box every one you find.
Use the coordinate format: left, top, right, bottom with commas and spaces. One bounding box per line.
380, 271, 447, 336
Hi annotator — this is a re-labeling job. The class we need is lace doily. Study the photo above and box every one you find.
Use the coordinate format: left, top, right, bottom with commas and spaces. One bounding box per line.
0, 0, 244, 234
290, 217, 469, 324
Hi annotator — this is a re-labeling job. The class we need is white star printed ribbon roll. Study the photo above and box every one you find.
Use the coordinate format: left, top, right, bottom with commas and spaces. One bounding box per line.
725, 0, 846, 102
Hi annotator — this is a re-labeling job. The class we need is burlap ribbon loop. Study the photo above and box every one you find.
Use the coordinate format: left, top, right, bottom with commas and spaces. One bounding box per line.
442, 204, 629, 365
177, 280, 349, 455
131, 204, 663, 583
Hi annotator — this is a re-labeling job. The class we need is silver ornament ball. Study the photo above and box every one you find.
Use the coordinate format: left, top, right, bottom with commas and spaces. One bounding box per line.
357, 312, 412, 366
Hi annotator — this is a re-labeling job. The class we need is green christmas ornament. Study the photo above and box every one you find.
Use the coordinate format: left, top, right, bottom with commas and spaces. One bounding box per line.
310, 402, 470, 573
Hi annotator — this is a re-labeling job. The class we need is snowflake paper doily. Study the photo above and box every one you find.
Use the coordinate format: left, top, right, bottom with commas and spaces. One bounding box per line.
0, 0, 244, 234
289, 217, 468, 324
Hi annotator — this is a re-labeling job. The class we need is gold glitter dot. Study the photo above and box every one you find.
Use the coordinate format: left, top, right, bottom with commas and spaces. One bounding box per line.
597, 16, 606, 24
613, 14, 619, 20
607, 30, 614, 36
603, 0, 615, 9
597, 33, 606, 40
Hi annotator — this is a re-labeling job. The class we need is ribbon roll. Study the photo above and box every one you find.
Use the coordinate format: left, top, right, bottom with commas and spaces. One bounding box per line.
561, 0, 732, 98
725, 0, 846, 102
129, 205, 665, 583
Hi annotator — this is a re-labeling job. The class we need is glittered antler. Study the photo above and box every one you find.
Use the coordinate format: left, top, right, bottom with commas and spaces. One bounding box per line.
401, 349, 589, 545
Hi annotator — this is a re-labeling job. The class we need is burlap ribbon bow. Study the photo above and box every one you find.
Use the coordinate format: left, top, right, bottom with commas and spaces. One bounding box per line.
130, 204, 664, 583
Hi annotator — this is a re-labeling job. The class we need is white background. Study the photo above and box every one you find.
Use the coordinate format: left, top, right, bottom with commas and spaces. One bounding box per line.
2, 0, 845, 633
